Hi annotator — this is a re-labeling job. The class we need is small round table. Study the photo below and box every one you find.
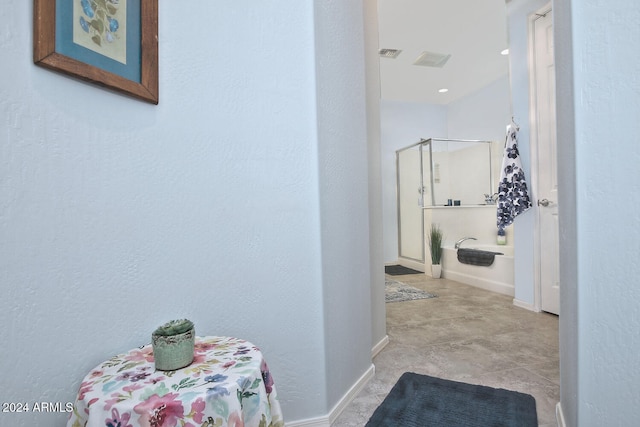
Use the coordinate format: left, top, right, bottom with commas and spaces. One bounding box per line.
67, 336, 283, 427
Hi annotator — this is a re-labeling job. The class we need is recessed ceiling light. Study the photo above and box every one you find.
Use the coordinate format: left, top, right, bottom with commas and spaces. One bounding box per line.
438, 88, 449, 93
501, 49, 509, 56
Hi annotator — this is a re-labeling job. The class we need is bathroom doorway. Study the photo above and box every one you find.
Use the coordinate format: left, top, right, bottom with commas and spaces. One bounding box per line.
377, 0, 511, 265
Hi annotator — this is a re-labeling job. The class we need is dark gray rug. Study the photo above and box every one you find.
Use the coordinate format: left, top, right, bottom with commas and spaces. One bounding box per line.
385, 279, 437, 303
385, 264, 423, 275
366, 372, 538, 427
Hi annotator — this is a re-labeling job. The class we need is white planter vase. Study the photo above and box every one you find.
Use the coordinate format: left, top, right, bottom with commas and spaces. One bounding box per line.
431, 264, 442, 279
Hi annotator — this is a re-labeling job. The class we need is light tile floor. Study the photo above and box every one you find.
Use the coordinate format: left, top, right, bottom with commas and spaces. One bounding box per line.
332, 273, 559, 427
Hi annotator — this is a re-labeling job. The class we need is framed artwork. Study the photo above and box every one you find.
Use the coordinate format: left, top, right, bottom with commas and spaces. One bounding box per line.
33, 0, 158, 104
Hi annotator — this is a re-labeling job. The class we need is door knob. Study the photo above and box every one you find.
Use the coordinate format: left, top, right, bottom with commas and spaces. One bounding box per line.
537, 198, 550, 207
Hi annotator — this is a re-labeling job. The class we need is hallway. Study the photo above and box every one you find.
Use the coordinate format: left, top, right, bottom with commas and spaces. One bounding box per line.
333, 273, 559, 426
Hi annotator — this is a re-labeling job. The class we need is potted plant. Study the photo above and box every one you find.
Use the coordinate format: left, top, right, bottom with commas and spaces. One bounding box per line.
428, 224, 444, 278
152, 319, 195, 371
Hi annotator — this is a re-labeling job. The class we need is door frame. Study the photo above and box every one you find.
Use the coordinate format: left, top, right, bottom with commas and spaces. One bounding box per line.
528, 3, 553, 313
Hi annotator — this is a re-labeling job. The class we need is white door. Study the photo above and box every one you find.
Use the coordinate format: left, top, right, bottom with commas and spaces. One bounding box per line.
533, 9, 559, 315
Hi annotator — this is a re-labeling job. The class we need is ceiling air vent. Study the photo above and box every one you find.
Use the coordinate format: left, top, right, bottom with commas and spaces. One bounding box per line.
413, 51, 452, 68
379, 48, 402, 59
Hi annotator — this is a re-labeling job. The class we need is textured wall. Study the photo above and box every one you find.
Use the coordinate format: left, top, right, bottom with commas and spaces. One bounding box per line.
0, 1, 373, 425
363, 0, 387, 363
561, 1, 640, 425
553, 1, 579, 424
313, 0, 374, 412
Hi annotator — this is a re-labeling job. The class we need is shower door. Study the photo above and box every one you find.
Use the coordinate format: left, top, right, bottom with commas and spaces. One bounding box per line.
396, 143, 429, 263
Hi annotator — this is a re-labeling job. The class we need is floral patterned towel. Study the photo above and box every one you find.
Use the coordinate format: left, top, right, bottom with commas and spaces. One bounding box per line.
497, 123, 532, 229
67, 336, 284, 427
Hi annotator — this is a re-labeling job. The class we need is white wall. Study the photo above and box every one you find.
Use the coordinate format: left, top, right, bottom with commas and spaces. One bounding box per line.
0, 1, 374, 425
313, 0, 375, 416
363, 0, 387, 375
555, 1, 640, 425
447, 76, 511, 141
553, 1, 579, 425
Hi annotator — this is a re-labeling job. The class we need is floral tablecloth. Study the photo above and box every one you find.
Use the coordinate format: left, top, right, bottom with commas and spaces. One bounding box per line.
67, 336, 284, 427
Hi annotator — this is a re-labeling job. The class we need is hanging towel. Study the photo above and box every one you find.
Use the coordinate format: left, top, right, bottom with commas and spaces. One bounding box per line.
497, 123, 532, 229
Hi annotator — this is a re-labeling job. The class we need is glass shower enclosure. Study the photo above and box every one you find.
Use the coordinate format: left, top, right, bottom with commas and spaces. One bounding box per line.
396, 138, 495, 264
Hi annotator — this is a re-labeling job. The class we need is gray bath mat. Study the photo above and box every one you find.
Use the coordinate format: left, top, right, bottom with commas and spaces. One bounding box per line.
385, 279, 437, 303
385, 264, 423, 275
366, 372, 538, 426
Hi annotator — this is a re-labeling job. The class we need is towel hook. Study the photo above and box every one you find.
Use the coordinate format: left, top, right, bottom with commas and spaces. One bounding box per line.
504, 117, 520, 148
511, 116, 520, 131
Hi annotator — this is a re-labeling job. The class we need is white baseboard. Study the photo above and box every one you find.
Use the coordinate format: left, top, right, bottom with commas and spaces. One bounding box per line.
328, 364, 375, 425
372, 335, 389, 358
513, 298, 539, 312
285, 415, 330, 427
556, 402, 566, 427
285, 364, 375, 427
444, 270, 513, 296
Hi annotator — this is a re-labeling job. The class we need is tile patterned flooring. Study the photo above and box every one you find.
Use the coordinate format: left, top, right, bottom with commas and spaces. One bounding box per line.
332, 273, 559, 427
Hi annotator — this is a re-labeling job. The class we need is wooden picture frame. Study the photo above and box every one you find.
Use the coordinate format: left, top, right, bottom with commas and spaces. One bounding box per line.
33, 0, 158, 104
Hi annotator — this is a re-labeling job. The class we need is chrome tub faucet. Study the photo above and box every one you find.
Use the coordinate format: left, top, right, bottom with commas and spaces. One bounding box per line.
455, 237, 477, 249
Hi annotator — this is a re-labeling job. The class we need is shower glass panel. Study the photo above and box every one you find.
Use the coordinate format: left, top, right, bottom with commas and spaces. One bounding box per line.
396, 144, 425, 262
426, 139, 494, 206
396, 139, 494, 263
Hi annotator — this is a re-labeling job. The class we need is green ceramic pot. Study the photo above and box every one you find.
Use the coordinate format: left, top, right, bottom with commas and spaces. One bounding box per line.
152, 326, 195, 371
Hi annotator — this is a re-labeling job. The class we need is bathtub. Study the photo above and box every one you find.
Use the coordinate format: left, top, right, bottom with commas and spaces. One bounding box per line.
441, 244, 514, 296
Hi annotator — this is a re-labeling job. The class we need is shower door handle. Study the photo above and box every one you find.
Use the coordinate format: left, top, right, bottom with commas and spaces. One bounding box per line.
537, 198, 550, 207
